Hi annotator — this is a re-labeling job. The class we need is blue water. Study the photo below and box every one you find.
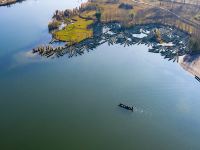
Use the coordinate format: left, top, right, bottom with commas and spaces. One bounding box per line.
1, 1, 200, 150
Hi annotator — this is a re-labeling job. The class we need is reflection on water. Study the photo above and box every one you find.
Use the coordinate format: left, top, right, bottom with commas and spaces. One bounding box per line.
1, 1, 200, 150
33, 23, 190, 63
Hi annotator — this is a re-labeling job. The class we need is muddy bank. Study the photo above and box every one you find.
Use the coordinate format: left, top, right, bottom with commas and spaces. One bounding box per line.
179, 54, 200, 77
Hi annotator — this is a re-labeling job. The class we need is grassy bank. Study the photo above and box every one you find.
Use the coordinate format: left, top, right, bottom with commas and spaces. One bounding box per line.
54, 16, 94, 44
50, 0, 138, 44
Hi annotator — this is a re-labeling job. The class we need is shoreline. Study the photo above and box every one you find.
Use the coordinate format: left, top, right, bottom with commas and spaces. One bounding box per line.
179, 54, 200, 77
0, 0, 24, 6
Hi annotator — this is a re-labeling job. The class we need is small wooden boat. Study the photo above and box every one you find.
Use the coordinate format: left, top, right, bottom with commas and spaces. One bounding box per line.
118, 103, 134, 112
195, 75, 200, 82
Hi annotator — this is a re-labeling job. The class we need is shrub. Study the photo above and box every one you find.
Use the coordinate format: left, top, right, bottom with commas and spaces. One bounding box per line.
189, 37, 200, 54
119, 3, 133, 10
48, 21, 61, 31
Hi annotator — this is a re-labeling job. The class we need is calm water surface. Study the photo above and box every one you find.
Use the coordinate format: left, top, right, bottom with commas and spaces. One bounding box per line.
1, 0, 200, 150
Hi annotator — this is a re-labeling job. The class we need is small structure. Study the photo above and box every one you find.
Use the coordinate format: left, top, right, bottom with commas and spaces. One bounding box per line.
195, 75, 200, 82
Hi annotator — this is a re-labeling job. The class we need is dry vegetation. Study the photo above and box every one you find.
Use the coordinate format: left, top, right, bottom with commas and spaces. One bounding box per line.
0, 0, 24, 6
49, 0, 200, 51
50, 0, 143, 43
0, 0, 16, 5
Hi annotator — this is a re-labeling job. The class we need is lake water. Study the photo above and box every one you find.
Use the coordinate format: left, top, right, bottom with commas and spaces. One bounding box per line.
1, 0, 200, 150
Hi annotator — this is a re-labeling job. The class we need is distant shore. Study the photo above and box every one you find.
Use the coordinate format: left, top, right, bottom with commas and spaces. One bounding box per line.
0, 0, 24, 6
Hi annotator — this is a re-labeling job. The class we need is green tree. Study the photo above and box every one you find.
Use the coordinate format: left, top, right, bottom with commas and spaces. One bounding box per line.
95, 9, 101, 22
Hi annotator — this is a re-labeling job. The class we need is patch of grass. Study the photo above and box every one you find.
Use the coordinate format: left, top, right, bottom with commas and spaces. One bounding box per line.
82, 10, 96, 19
54, 16, 93, 44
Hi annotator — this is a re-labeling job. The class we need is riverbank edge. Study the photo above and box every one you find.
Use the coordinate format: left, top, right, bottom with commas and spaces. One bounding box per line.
0, 0, 24, 7
179, 54, 200, 77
